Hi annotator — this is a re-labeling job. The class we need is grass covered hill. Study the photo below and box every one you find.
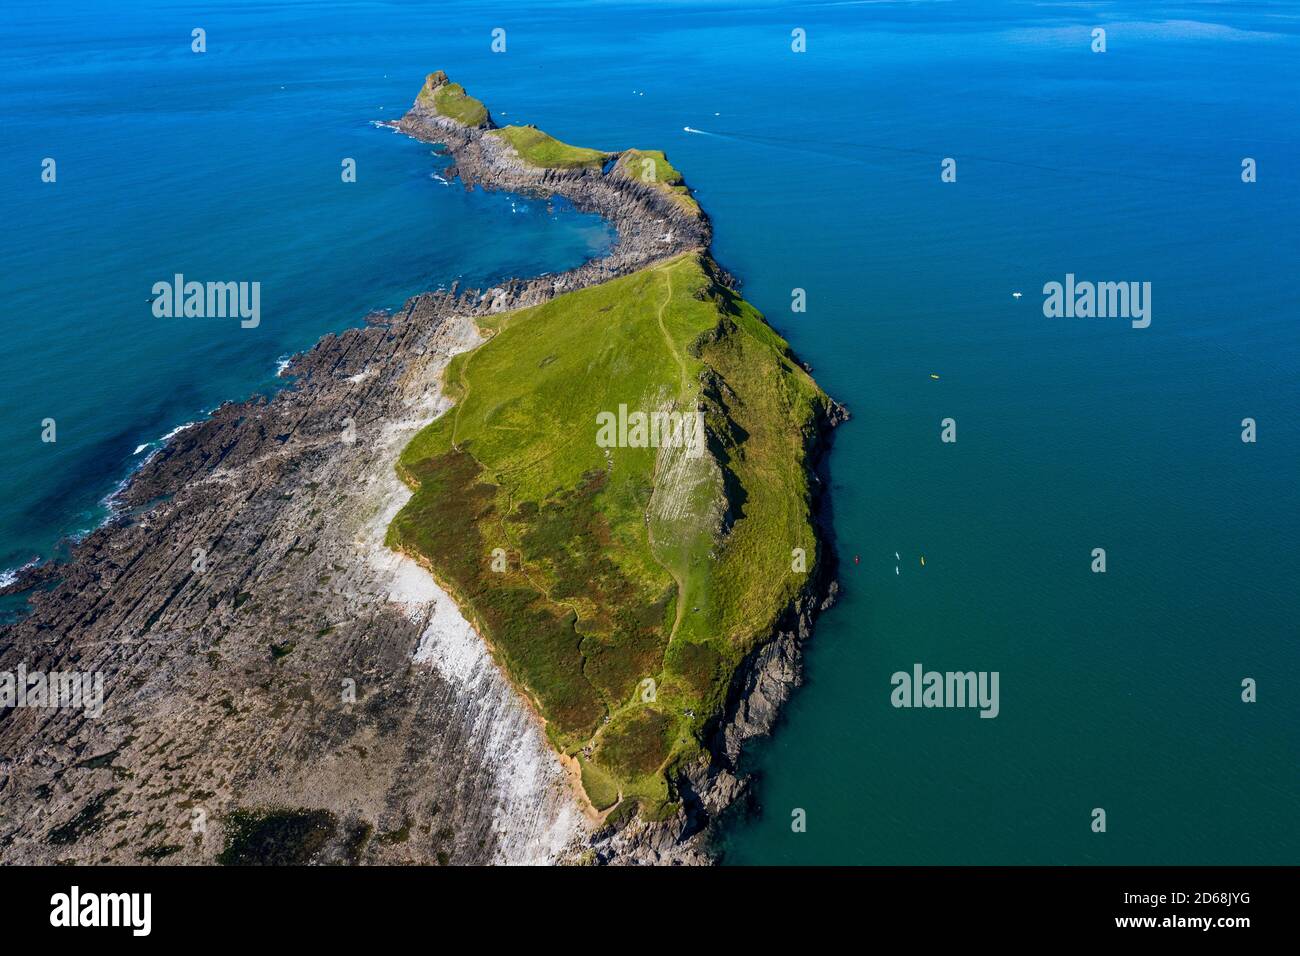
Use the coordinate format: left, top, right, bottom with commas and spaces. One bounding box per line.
416, 71, 491, 127
388, 253, 831, 818
487, 125, 610, 170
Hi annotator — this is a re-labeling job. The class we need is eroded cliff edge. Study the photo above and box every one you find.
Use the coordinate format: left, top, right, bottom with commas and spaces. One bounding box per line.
0, 71, 845, 865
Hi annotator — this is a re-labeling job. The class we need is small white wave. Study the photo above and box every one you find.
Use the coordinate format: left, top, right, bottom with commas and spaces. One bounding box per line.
106, 418, 203, 509
159, 421, 197, 443
0, 558, 39, 589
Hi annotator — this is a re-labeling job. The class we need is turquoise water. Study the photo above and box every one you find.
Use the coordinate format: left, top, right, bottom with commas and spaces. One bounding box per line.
2, 1, 1295, 863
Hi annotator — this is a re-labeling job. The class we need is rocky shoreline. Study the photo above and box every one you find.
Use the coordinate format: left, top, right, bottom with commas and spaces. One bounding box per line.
0, 72, 844, 865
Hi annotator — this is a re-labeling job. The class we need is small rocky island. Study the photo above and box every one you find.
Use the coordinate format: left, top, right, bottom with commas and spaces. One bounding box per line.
0, 72, 843, 865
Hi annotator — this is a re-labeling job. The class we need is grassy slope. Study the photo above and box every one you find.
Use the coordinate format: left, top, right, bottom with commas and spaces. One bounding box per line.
388, 253, 828, 816
429, 82, 488, 126
614, 149, 701, 214
415, 73, 489, 127
489, 125, 609, 170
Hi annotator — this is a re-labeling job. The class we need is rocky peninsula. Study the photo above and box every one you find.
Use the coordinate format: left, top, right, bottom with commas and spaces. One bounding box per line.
0, 71, 844, 865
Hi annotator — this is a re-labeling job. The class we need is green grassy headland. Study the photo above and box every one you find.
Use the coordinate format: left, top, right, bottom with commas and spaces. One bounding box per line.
387, 252, 829, 818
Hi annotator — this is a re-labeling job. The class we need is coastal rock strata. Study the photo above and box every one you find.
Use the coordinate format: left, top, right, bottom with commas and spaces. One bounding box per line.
0, 71, 842, 866
0, 296, 586, 864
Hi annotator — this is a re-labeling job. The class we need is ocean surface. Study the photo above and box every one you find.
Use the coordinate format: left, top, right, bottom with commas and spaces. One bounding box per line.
1, 0, 1295, 864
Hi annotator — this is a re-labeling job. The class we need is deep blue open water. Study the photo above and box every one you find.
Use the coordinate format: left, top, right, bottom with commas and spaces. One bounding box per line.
1, 1, 1295, 863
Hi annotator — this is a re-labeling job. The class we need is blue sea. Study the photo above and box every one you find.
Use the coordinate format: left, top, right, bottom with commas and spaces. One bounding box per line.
1, 0, 1295, 864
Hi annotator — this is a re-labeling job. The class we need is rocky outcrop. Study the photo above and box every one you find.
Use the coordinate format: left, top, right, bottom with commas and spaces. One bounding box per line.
394, 71, 710, 289
0, 72, 843, 866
